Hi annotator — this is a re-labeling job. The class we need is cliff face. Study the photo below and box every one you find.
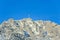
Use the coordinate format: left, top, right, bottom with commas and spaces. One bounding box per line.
0, 18, 60, 40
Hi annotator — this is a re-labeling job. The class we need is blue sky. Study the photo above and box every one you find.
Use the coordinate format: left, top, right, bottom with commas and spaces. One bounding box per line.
0, 0, 60, 24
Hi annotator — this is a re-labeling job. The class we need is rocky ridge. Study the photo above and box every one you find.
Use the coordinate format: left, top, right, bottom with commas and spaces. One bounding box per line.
0, 18, 60, 40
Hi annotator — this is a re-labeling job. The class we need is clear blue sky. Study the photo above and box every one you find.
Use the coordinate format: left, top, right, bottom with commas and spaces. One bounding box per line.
0, 0, 60, 24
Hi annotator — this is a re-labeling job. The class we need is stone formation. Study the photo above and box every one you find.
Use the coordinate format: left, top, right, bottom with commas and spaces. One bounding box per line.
0, 18, 60, 40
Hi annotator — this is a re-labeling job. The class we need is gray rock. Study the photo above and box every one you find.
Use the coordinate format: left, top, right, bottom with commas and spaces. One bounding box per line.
9, 33, 25, 40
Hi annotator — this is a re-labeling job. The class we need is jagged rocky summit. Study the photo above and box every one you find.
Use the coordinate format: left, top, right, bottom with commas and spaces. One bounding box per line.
0, 18, 60, 40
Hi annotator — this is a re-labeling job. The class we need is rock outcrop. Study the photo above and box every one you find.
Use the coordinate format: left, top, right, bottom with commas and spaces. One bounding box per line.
0, 18, 60, 40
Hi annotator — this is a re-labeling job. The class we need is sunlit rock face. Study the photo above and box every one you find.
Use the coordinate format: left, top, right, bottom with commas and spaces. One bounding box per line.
0, 18, 60, 40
